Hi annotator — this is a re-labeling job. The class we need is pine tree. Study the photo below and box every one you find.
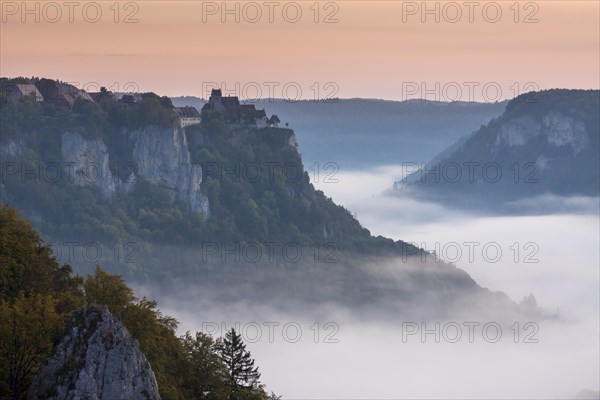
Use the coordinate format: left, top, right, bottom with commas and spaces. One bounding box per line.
218, 328, 261, 396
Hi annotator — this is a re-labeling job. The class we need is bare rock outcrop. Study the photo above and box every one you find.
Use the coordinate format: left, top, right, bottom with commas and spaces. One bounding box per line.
60, 127, 209, 215
28, 306, 160, 400
61, 132, 116, 199
129, 126, 209, 215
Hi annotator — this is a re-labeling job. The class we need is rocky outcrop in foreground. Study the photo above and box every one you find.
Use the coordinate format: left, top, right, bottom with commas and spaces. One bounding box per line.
28, 306, 160, 400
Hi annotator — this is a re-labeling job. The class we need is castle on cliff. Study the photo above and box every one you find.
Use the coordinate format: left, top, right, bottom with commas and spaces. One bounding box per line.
201, 89, 270, 128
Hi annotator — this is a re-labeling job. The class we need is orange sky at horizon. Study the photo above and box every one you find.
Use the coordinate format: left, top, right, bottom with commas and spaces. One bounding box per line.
1, 0, 598, 101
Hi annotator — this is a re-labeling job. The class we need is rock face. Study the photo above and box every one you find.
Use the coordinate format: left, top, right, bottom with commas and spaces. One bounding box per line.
129, 126, 209, 216
28, 306, 161, 400
542, 112, 589, 155
494, 116, 541, 148
494, 112, 589, 154
60, 127, 209, 215
400, 89, 600, 205
61, 132, 116, 199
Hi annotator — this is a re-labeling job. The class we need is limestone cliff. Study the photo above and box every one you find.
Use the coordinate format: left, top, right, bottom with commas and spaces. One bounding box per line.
400, 89, 599, 203
28, 306, 160, 400
129, 126, 209, 215
61, 132, 116, 199
493, 112, 589, 155
60, 127, 209, 215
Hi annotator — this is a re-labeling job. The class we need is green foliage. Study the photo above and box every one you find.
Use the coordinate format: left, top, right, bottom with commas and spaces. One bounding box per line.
83, 265, 136, 319
0, 293, 64, 399
189, 113, 374, 249
0, 95, 43, 142
0, 206, 84, 400
0, 206, 84, 309
182, 331, 231, 399
0, 207, 277, 399
218, 328, 261, 396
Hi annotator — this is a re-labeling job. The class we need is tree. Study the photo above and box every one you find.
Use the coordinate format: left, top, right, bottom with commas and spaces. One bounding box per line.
84, 264, 136, 319
182, 331, 230, 399
95, 87, 114, 103
0, 292, 63, 400
0, 206, 84, 399
120, 94, 135, 104
218, 328, 261, 397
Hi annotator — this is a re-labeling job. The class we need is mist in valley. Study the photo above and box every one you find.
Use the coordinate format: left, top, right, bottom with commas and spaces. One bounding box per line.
21, 90, 596, 398
114, 165, 600, 399
18, 124, 599, 399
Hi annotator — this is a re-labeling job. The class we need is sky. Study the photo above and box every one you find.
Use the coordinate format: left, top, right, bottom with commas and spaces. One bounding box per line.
1, 0, 599, 101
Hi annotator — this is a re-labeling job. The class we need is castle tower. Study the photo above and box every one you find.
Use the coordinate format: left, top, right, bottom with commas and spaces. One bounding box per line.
210, 89, 222, 104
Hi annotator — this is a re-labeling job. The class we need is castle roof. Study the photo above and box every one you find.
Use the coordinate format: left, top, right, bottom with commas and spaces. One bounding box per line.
174, 106, 200, 118
205, 88, 269, 125
221, 96, 240, 109
240, 104, 256, 113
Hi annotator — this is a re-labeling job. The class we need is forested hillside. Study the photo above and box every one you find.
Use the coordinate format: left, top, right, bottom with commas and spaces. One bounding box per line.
398, 89, 600, 209
1, 78, 413, 256
0, 206, 277, 400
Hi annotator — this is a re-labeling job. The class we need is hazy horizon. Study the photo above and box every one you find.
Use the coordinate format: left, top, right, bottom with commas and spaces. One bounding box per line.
2, 1, 599, 101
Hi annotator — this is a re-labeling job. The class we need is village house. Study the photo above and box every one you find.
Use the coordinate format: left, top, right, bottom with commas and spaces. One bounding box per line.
201, 89, 270, 129
4, 83, 44, 102
2, 80, 101, 109
35, 81, 95, 109
174, 106, 201, 127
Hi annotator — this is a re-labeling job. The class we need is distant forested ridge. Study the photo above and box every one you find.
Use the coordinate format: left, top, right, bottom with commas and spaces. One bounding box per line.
395, 89, 600, 209
172, 96, 507, 168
